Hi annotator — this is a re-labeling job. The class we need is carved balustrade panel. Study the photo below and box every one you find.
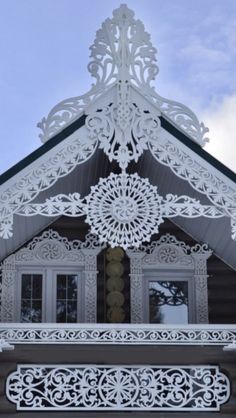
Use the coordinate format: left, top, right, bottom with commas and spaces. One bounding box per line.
6, 364, 230, 411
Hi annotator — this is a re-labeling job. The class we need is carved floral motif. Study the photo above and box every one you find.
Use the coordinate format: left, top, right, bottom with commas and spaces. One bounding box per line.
6, 365, 229, 411
85, 173, 162, 249
3, 173, 228, 249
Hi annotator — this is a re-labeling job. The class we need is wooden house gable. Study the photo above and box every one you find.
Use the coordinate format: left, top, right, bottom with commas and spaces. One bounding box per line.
0, 4, 235, 269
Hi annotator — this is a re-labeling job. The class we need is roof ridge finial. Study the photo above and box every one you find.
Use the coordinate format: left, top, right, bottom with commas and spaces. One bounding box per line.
88, 3, 158, 87
37, 4, 209, 148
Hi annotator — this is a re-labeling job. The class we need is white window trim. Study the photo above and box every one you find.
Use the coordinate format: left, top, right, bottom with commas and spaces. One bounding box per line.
127, 234, 212, 324
1, 229, 104, 323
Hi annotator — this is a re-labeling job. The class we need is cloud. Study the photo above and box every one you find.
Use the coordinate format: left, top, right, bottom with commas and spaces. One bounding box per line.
203, 94, 236, 173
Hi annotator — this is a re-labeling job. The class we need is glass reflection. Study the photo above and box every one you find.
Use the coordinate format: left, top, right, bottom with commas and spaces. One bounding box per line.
21, 274, 42, 322
149, 281, 188, 324
56, 274, 78, 323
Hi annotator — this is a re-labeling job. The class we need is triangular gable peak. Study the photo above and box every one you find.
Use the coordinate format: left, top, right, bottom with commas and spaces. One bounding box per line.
0, 4, 236, 258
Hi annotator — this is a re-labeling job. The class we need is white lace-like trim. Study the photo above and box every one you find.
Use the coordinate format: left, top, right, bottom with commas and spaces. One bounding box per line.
38, 5, 208, 147
6, 364, 229, 411
2, 172, 230, 249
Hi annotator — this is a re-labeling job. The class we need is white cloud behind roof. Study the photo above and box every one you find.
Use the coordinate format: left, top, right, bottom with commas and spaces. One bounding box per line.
204, 94, 236, 172
0, 0, 235, 173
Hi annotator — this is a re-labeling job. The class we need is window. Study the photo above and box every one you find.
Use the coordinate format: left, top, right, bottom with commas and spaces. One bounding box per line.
17, 268, 82, 323
145, 272, 193, 324
1, 229, 102, 323
128, 234, 212, 324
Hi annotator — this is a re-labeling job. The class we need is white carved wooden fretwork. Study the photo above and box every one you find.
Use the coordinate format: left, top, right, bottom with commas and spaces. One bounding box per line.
0, 229, 103, 322
0, 129, 98, 239
85, 83, 163, 170
38, 5, 208, 147
1, 323, 236, 345
6, 364, 229, 411
148, 128, 236, 221
127, 233, 212, 324
0, 4, 236, 249
2, 173, 230, 249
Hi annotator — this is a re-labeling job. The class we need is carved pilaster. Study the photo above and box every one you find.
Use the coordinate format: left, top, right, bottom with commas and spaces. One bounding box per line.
82, 249, 100, 323
1, 256, 16, 322
127, 251, 144, 323
192, 252, 212, 323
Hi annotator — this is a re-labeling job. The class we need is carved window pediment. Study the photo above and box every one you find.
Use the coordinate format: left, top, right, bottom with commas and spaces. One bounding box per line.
0, 229, 104, 323
128, 234, 212, 324
143, 244, 193, 267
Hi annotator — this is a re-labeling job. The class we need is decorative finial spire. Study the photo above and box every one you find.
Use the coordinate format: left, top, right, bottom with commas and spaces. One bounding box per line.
37, 4, 209, 147
89, 4, 158, 86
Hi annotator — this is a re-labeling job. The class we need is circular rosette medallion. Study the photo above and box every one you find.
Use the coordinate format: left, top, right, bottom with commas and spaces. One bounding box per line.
85, 173, 163, 249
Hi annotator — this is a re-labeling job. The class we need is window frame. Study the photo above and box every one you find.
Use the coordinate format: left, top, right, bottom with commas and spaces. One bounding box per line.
16, 265, 83, 323
127, 234, 212, 324
1, 229, 103, 323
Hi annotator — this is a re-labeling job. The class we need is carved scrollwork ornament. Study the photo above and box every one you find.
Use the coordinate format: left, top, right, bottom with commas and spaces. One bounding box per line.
6, 365, 230, 411
1, 5, 236, 249
38, 4, 208, 148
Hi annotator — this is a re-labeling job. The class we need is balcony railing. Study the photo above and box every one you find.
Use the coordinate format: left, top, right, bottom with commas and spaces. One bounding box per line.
0, 323, 236, 346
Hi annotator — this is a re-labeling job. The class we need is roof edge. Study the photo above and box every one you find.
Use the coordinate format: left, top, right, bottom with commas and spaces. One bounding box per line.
0, 113, 235, 188
160, 116, 236, 183
0, 114, 86, 186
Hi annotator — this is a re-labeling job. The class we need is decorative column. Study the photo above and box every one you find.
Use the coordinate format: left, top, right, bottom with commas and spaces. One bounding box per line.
1, 256, 16, 322
82, 249, 100, 323
192, 252, 212, 323
127, 251, 144, 323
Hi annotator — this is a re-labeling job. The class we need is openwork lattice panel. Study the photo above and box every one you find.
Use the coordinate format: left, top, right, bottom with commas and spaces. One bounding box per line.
7, 365, 229, 411
1, 324, 236, 345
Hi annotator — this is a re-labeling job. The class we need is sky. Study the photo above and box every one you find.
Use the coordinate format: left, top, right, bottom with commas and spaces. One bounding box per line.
0, 0, 236, 174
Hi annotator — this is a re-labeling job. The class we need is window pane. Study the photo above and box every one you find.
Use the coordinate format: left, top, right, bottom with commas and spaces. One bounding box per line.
56, 274, 78, 323
21, 274, 42, 323
67, 275, 77, 300
33, 275, 42, 299
56, 300, 66, 322
149, 281, 188, 324
21, 274, 31, 299
31, 300, 42, 322
57, 275, 66, 299
21, 300, 32, 323
67, 301, 77, 323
